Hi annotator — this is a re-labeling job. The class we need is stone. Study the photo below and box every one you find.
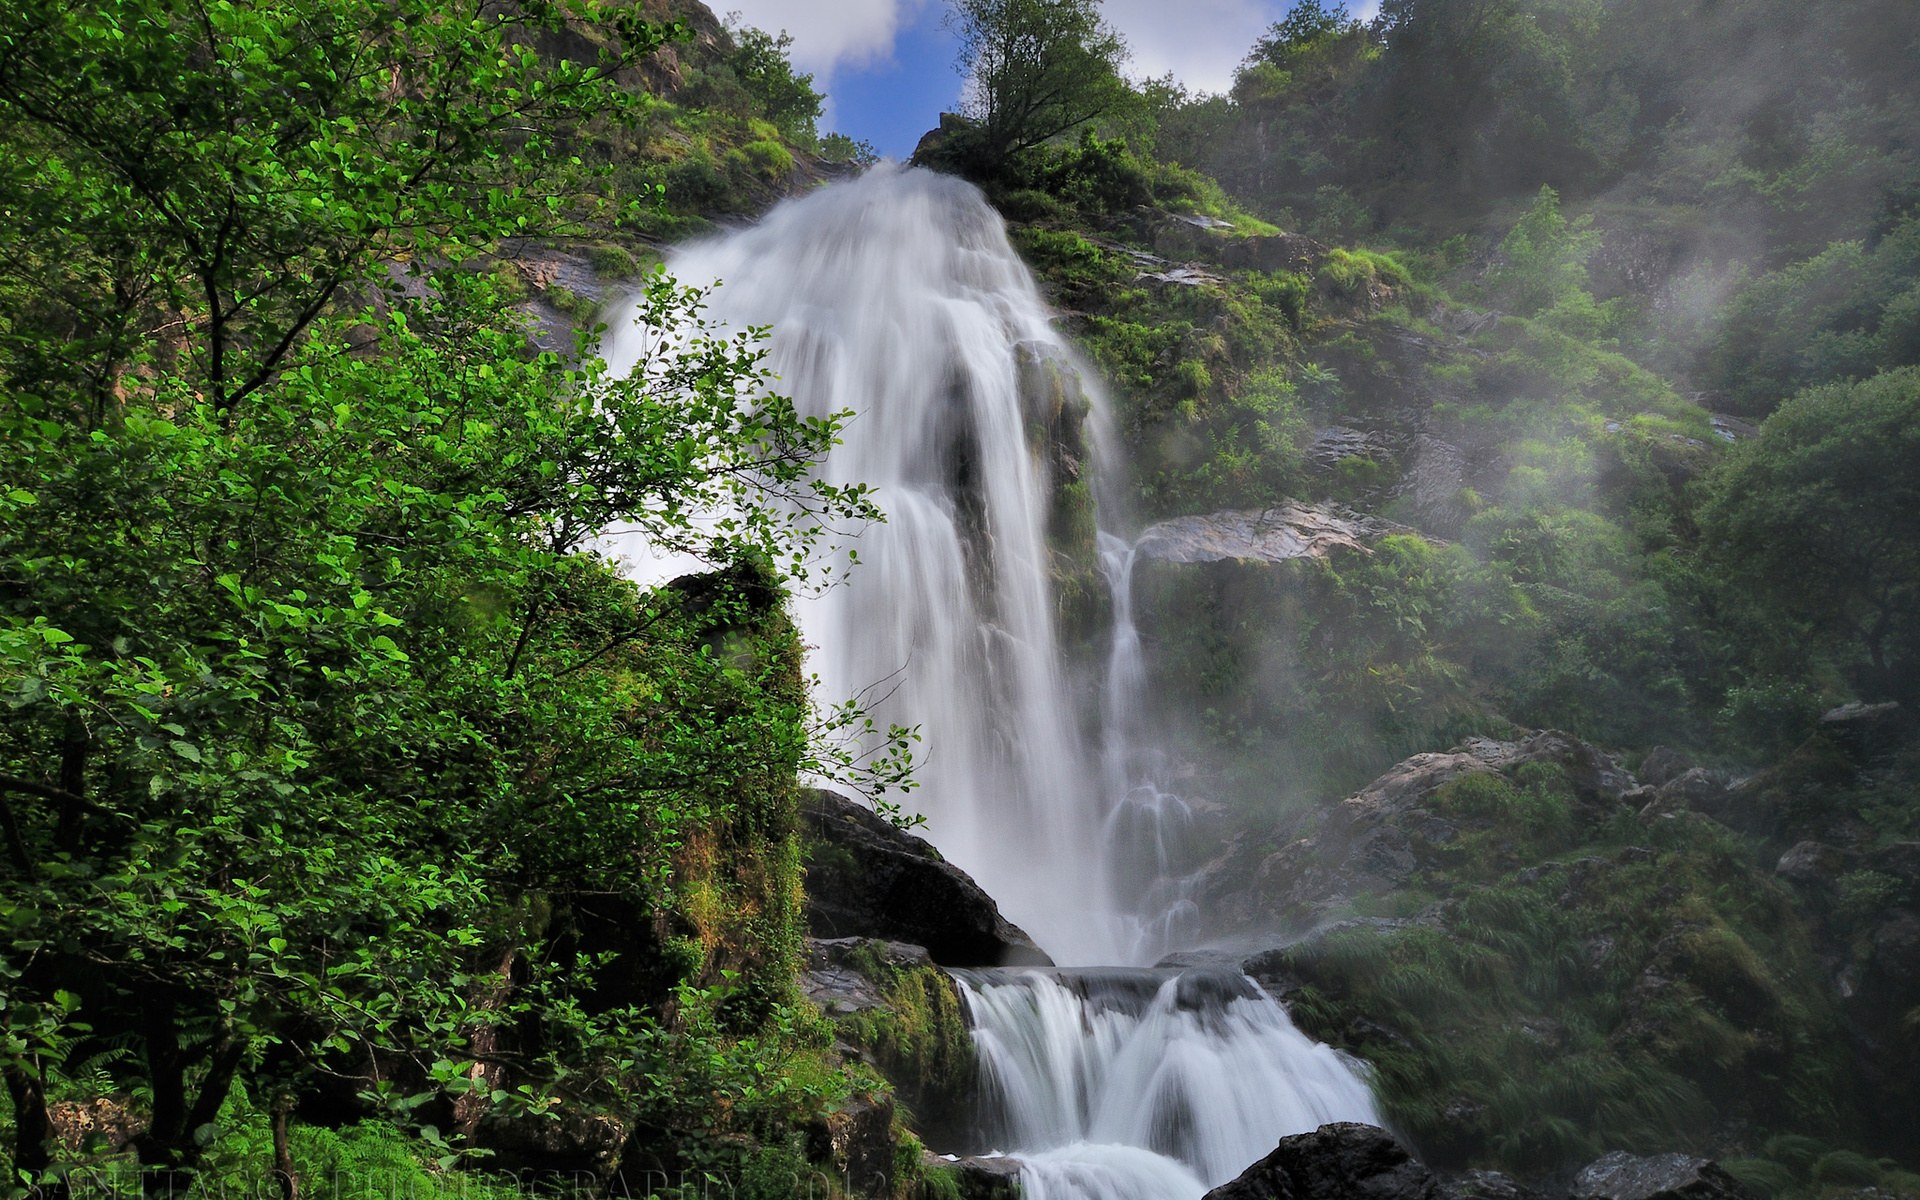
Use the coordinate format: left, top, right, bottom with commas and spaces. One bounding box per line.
1637, 747, 1695, 789
808, 1094, 897, 1199
800, 788, 1052, 968
933, 1154, 1024, 1200
1221, 232, 1328, 274
1570, 1152, 1759, 1200
1400, 434, 1470, 535
1774, 841, 1846, 886
1438, 1168, 1540, 1200
475, 1109, 629, 1185
1202, 1122, 1439, 1200
1818, 701, 1917, 761
1134, 504, 1402, 567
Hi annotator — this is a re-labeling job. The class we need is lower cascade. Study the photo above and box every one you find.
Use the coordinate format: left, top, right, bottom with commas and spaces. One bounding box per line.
611, 165, 1382, 1200
957, 969, 1379, 1199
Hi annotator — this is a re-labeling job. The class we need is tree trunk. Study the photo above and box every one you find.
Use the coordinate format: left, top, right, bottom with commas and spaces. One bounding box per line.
4, 1064, 63, 1199
270, 1090, 300, 1200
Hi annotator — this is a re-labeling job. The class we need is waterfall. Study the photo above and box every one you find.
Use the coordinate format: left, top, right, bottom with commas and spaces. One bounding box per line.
958, 968, 1380, 1199
604, 164, 1381, 1200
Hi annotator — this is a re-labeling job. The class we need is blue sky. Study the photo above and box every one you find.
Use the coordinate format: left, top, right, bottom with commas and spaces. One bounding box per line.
722, 0, 1381, 160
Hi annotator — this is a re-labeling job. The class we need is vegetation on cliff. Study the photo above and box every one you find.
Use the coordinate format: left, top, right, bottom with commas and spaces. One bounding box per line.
915, 0, 1920, 1185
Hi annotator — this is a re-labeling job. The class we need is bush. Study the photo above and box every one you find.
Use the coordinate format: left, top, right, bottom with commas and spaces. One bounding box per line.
591, 245, 639, 278
739, 139, 796, 179
1813, 1150, 1886, 1187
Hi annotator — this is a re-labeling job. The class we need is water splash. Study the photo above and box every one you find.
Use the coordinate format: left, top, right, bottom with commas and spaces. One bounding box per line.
958, 968, 1381, 1199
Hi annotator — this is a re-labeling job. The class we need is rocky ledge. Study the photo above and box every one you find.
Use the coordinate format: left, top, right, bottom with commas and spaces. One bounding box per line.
1134, 503, 1411, 567
800, 787, 1052, 968
1205, 1124, 1756, 1200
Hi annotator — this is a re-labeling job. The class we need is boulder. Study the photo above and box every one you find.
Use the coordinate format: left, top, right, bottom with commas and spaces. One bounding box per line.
1134, 504, 1401, 567
1637, 747, 1696, 789
1817, 701, 1916, 760
1202, 1122, 1438, 1200
800, 788, 1052, 968
1774, 840, 1847, 886
932, 1154, 1023, 1200
1219, 730, 1634, 925
1570, 1152, 1758, 1200
1221, 232, 1328, 274
807, 1094, 897, 1200
1438, 1169, 1540, 1200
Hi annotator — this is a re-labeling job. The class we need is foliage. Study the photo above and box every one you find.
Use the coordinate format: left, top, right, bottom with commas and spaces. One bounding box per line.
0, 0, 676, 417
1706, 211, 1920, 417
719, 23, 824, 145
0, 269, 884, 1186
1281, 785, 1850, 1175
1483, 187, 1605, 320
942, 0, 1132, 176
1698, 367, 1920, 702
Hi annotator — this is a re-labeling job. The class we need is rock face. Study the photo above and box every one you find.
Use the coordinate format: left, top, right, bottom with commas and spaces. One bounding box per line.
1202, 730, 1635, 927
1134, 504, 1405, 567
800, 788, 1052, 967
1202, 1122, 1439, 1200
1570, 1152, 1758, 1200
1221, 232, 1328, 274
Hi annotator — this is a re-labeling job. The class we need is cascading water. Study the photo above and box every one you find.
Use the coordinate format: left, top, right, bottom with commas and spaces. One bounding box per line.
605, 164, 1380, 1200
958, 969, 1379, 1199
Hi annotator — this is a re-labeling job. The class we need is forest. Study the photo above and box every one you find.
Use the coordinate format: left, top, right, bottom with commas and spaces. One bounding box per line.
1, 0, 1916, 1197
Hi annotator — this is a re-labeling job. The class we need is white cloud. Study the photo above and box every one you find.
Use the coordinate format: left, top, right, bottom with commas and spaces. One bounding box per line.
1103, 0, 1279, 96
720, 0, 930, 76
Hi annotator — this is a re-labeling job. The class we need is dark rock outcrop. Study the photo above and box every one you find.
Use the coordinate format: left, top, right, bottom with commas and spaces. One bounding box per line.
800, 788, 1052, 967
807, 1094, 897, 1200
930, 1154, 1024, 1200
1202, 1122, 1438, 1200
1569, 1152, 1758, 1200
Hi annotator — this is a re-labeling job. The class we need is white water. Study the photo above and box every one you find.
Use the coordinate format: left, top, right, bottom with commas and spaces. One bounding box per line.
960, 968, 1380, 1199
605, 165, 1380, 1200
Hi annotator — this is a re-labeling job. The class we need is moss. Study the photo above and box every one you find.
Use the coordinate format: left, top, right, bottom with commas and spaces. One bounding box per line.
1275, 806, 1853, 1175
835, 948, 977, 1138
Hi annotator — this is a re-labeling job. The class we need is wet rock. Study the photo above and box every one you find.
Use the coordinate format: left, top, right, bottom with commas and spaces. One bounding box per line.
1430, 305, 1502, 337
1438, 1168, 1540, 1200
1400, 434, 1470, 535
1569, 1151, 1759, 1200
1637, 747, 1696, 789
800, 788, 1052, 968
935, 1154, 1023, 1200
1202, 1122, 1439, 1200
1134, 503, 1405, 567
1774, 840, 1847, 886
801, 937, 934, 1015
808, 1094, 897, 1200
1309, 426, 1386, 470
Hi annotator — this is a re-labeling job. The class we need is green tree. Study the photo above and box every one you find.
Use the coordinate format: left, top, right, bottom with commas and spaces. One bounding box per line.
944, 0, 1131, 174
1698, 367, 1920, 701
0, 0, 676, 421
726, 23, 825, 143
0, 0, 902, 1192
1485, 186, 1602, 317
